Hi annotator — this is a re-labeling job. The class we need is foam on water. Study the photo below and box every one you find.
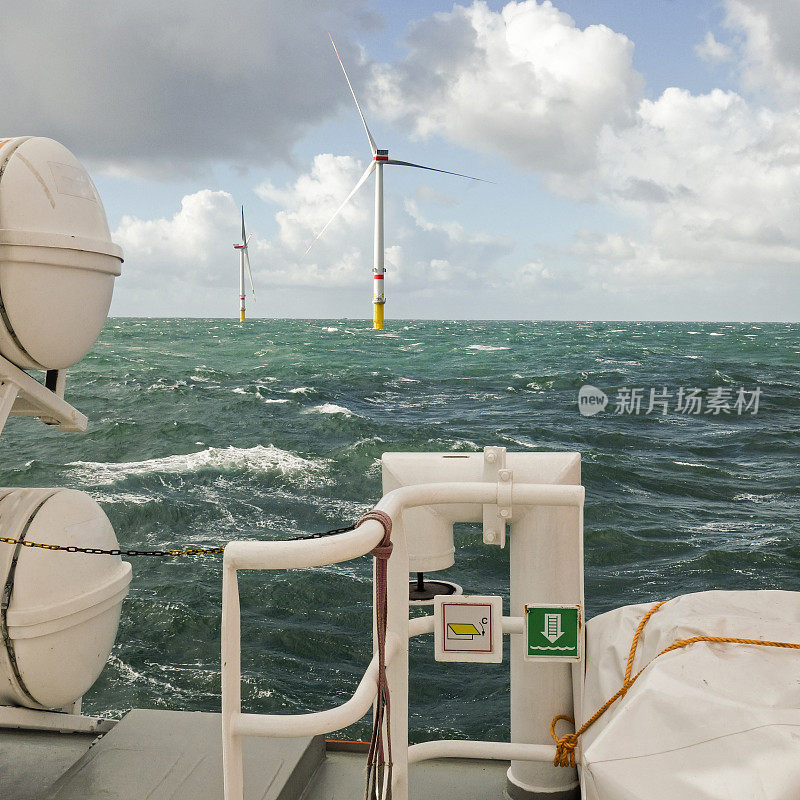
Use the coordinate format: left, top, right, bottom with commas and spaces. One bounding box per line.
68, 445, 329, 484
305, 403, 355, 417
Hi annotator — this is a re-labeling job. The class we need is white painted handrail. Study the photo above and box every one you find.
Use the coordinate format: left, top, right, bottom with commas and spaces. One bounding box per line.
408, 739, 565, 765
221, 479, 585, 800
230, 634, 400, 738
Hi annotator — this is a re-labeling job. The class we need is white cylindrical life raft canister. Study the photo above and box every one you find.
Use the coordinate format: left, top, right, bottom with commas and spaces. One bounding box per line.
0, 137, 123, 370
0, 488, 131, 710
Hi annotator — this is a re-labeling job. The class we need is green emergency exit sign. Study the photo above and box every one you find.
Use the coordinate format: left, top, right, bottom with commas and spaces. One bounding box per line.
525, 605, 581, 661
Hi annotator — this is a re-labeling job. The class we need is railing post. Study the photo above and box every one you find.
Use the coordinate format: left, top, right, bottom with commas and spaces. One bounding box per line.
507, 473, 583, 799
222, 561, 243, 800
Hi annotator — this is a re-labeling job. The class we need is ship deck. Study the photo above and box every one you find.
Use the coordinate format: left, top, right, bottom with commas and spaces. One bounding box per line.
2, 709, 511, 800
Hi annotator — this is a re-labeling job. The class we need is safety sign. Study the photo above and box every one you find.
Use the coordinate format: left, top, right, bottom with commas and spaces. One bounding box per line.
434, 595, 503, 663
525, 604, 581, 661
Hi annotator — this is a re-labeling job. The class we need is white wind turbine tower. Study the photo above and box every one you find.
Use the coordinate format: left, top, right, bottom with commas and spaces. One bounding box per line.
234, 206, 256, 321
305, 35, 486, 330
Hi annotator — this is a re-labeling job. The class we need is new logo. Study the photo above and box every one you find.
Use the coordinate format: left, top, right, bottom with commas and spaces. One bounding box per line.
578, 385, 608, 417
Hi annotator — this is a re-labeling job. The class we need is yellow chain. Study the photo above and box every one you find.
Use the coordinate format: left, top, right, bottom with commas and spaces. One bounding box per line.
0, 535, 224, 556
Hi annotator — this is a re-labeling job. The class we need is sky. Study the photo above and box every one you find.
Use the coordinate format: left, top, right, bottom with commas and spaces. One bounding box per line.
2, 0, 799, 321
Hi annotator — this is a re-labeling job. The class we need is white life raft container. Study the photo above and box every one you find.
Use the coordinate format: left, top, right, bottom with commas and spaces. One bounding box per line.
0, 488, 131, 710
0, 137, 123, 370
580, 590, 800, 800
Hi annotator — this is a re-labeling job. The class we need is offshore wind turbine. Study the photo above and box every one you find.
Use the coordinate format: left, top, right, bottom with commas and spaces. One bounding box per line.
305, 35, 486, 330
234, 206, 256, 321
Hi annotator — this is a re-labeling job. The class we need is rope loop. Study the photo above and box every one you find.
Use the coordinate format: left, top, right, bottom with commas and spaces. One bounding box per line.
360, 510, 393, 561
550, 715, 578, 767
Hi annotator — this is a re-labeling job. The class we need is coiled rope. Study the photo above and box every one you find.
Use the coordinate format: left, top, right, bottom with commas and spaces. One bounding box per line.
551, 600, 800, 768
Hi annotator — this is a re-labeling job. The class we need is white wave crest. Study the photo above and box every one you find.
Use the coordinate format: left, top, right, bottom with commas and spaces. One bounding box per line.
305, 403, 355, 417
68, 445, 330, 485
466, 344, 509, 351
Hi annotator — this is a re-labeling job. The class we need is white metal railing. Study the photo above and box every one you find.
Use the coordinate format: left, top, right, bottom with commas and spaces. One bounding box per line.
221, 480, 584, 800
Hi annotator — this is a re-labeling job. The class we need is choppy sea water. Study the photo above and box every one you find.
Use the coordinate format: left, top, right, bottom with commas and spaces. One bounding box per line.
0, 318, 797, 742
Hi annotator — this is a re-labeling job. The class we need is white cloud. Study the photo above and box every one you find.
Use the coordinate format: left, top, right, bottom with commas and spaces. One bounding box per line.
369, 0, 800, 300
371, 0, 642, 176
724, 0, 800, 101
114, 190, 239, 287
583, 87, 800, 281
0, 1, 377, 175
695, 31, 733, 63
519, 261, 552, 284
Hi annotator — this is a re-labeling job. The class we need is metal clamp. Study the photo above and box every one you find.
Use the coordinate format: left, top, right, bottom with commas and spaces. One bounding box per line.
482, 446, 511, 547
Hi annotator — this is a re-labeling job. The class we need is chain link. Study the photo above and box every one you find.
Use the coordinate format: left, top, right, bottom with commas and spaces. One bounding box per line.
0, 522, 358, 558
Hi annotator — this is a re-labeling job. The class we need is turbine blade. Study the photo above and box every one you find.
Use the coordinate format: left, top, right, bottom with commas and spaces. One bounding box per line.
329, 33, 376, 155
245, 248, 256, 300
241, 206, 246, 242
385, 159, 492, 183
303, 161, 376, 257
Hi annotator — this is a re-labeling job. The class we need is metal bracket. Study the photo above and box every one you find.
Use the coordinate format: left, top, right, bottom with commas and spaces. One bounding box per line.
0, 358, 85, 436
0, 704, 114, 735
482, 446, 512, 547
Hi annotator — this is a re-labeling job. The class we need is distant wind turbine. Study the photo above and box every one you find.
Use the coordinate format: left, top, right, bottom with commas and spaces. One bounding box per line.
305, 35, 488, 330
234, 206, 256, 321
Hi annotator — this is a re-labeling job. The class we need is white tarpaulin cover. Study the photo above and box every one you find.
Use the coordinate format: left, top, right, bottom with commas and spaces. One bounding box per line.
580, 590, 800, 800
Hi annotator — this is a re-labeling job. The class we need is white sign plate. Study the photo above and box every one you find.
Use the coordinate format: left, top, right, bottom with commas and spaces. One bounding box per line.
434, 594, 503, 663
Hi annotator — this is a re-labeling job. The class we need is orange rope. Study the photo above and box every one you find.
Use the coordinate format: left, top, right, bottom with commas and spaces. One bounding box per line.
551, 600, 800, 767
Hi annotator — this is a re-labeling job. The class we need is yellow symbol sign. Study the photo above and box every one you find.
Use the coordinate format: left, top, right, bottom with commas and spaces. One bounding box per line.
447, 621, 485, 640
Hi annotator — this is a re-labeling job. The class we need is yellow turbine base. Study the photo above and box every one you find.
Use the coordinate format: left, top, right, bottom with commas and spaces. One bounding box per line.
373, 303, 384, 329
240, 310, 245, 321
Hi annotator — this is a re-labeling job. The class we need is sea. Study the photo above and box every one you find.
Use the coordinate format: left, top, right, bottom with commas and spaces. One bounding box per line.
1, 318, 797, 742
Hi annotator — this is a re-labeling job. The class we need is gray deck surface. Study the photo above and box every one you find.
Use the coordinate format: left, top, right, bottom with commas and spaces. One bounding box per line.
304, 750, 511, 799
40, 709, 323, 800
0, 709, 513, 800
0, 728, 97, 800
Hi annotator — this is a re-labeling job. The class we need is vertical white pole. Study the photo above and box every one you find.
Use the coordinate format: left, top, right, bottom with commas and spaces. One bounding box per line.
373, 162, 385, 329
222, 563, 244, 800
507, 467, 583, 799
239, 249, 246, 321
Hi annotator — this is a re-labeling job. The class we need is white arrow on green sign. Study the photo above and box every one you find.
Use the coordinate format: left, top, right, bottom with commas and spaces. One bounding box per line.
525, 605, 581, 661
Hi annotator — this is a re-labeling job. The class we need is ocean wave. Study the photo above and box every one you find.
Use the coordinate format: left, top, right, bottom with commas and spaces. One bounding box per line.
466, 344, 509, 351
288, 387, 314, 394
304, 403, 356, 417
67, 445, 330, 484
